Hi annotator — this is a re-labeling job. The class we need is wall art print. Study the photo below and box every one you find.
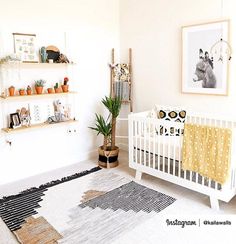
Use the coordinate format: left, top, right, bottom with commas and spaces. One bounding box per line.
181, 20, 229, 95
13, 33, 38, 63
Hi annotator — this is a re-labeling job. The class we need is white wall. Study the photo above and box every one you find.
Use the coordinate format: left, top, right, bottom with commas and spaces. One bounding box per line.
0, 0, 119, 184
120, 0, 236, 115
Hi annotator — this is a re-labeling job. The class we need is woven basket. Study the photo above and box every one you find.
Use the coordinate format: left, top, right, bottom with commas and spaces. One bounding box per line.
98, 146, 119, 168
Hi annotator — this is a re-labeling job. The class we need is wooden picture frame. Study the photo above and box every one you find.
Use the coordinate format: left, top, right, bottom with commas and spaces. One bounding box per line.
13, 33, 38, 63
181, 20, 230, 95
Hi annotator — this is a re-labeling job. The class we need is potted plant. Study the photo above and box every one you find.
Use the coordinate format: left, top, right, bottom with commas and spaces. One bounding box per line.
47, 87, 54, 94
35, 79, 46, 94
61, 77, 69, 92
89, 96, 121, 168
26, 85, 32, 95
54, 82, 61, 93
18, 88, 25, 96
8, 86, 15, 96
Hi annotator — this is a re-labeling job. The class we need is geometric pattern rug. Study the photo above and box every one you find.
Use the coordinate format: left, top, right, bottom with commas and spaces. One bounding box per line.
0, 167, 176, 244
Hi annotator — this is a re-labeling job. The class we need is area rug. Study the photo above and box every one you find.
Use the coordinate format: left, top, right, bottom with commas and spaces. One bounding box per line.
0, 167, 176, 244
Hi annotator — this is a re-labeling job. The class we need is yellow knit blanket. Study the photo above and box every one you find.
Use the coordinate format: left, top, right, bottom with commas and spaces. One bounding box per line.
182, 123, 232, 184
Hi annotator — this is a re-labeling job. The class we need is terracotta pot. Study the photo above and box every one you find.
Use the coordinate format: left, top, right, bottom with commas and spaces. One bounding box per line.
47, 88, 54, 94
54, 87, 61, 93
61, 84, 69, 93
19, 90, 25, 96
98, 146, 119, 168
27, 89, 32, 95
35, 86, 43, 94
8, 87, 15, 96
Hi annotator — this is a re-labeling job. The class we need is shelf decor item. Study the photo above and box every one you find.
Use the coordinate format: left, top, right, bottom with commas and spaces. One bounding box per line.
61, 77, 69, 92
54, 82, 61, 93
47, 88, 54, 94
89, 96, 121, 168
9, 112, 21, 129
35, 79, 46, 94
39, 46, 48, 63
8, 86, 15, 96
182, 20, 230, 95
26, 85, 32, 95
13, 33, 38, 63
18, 88, 25, 96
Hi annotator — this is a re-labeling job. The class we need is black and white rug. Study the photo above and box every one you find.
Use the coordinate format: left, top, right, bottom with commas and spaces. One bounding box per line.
0, 167, 176, 244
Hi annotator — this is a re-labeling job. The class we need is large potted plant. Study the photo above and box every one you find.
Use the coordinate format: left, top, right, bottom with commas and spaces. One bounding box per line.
90, 96, 121, 168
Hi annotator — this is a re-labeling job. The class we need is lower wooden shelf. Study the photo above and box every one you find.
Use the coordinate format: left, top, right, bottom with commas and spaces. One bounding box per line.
1, 119, 78, 134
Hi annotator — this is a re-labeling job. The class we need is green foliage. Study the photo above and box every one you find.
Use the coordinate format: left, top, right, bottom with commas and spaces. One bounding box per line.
89, 114, 111, 137
35, 79, 46, 87
89, 96, 122, 149
54, 82, 59, 89
102, 96, 121, 118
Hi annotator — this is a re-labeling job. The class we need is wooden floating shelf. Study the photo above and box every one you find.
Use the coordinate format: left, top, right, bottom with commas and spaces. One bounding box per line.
0, 62, 76, 67
0, 91, 77, 101
2, 119, 78, 134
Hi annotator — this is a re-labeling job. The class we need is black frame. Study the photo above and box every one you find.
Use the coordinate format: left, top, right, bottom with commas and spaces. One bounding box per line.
10, 113, 21, 128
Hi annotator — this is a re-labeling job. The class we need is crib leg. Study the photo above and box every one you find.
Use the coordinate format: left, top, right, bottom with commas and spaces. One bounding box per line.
210, 196, 219, 211
135, 170, 142, 180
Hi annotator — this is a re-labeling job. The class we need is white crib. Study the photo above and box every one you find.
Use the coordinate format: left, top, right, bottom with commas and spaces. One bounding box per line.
128, 109, 236, 210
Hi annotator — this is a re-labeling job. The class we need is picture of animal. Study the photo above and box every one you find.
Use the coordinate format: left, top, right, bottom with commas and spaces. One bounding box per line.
193, 49, 216, 88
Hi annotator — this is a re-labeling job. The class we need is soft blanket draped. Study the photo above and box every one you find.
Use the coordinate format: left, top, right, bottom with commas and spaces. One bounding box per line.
182, 124, 232, 184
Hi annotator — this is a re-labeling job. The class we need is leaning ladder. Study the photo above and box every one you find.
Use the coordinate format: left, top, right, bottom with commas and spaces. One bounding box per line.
110, 48, 133, 140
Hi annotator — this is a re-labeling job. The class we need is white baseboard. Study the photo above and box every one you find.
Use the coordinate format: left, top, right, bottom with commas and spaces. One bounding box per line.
117, 143, 128, 151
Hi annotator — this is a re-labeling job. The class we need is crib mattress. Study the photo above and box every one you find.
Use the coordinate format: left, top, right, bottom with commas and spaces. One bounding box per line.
133, 134, 183, 160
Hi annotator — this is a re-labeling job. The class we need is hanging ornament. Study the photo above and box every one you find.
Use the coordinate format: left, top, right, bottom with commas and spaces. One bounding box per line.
210, 38, 232, 62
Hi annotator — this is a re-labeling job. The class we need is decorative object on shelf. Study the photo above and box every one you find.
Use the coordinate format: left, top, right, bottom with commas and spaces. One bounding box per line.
39, 46, 48, 63
12, 33, 38, 63
8, 86, 15, 96
46, 45, 60, 62
48, 59, 54, 63
0, 54, 21, 64
54, 100, 69, 122
46, 45, 70, 63
16, 107, 31, 127
35, 79, 46, 94
26, 85, 32, 95
57, 53, 70, 63
47, 88, 54, 94
182, 20, 230, 95
18, 88, 25, 96
54, 82, 61, 93
89, 96, 121, 168
29, 102, 54, 124
61, 77, 69, 92
9, 112, 21, 129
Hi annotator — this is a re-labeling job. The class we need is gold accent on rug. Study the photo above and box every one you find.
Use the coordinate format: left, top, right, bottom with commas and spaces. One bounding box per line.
13, 216, 62, 244
81, 190, 106, 203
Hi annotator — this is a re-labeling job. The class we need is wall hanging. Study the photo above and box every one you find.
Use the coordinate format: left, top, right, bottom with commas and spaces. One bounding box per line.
181, 20, 230, 95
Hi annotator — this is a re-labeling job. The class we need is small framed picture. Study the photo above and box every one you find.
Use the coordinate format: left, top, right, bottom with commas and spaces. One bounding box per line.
181, 20, 230, 95
13, 33, 38, 63
10, 113, 21, 128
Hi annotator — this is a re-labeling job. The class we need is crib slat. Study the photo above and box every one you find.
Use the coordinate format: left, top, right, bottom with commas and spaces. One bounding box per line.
135, 120, 138, 164
167, 127, 171, 174
148, 119, 151, 168
153, 120, 156, 169
157, 124, 160, 171
139, 121, 142, 165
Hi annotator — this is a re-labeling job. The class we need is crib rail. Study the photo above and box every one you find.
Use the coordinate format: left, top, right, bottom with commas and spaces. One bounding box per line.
128, 111, 236, 202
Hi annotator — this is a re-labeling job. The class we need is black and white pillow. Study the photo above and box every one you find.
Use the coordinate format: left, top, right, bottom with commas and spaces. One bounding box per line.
157, 109, 186, 136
